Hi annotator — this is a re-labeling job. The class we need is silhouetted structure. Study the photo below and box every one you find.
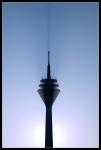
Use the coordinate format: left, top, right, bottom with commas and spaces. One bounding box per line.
38, 51, 60, 148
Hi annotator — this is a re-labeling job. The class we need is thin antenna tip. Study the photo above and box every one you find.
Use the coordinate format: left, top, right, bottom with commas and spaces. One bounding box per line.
48, 51, 50, 64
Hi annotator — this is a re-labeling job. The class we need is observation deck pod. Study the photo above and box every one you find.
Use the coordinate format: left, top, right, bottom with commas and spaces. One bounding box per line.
38, 78, 60, 106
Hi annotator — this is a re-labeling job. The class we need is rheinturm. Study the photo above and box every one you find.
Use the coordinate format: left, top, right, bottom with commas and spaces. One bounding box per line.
38, 51, 60, 148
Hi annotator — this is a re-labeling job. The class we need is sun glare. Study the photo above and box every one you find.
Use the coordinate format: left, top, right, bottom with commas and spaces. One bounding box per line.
32, 125, 45, 148
32, 124, 67, 148
53, 125, 67, 147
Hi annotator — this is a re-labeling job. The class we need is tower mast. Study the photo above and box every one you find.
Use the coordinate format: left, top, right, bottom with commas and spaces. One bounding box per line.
38, 51, 60, 148
47, 51, 51, 79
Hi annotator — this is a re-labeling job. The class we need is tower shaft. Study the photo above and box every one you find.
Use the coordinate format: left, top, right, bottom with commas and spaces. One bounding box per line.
45, 105, 53, 148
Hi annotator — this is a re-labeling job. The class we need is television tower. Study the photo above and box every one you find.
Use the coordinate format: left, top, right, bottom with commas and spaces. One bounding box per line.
38, 51, 60, 148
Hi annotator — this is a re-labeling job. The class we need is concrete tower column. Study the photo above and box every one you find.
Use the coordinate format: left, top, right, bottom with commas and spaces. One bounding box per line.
45, 105, 53, 147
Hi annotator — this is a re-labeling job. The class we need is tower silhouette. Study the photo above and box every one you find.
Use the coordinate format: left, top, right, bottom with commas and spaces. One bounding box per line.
38, 51, 60, 148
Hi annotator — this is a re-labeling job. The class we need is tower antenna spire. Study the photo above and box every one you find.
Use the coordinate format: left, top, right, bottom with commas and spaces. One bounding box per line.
48, 50, 50, 65
47, 51, 51, 79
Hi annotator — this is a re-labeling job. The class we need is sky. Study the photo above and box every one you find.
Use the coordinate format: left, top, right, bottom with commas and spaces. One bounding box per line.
2, 2, 99, 148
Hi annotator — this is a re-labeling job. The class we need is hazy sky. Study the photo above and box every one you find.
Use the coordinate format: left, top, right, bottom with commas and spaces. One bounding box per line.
2, 2, 99, 148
